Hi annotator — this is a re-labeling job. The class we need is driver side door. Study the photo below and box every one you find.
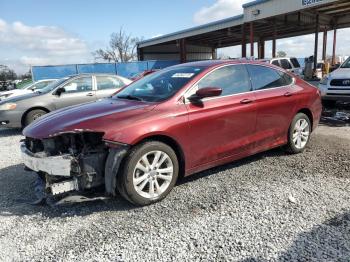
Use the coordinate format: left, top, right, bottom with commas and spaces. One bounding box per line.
184, 64, 257, 169
52, 76, 96, 109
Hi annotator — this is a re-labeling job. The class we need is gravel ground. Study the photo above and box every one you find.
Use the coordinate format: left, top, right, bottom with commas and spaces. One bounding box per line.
0, 123, 349, 261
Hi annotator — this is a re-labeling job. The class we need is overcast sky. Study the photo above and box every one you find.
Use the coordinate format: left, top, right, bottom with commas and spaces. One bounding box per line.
0, 0, 349, 74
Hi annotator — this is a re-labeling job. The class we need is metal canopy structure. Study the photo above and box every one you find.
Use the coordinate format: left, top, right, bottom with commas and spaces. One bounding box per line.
137, 0, 350, 68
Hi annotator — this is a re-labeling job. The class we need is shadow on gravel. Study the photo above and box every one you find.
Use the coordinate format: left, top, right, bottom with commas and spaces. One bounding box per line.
180, 147, 285, 185
0, 147, 286, 218
0, 128, 22, 137
0, 164, 135, 218
241, 211, 350, 261
321, 102, 350, 127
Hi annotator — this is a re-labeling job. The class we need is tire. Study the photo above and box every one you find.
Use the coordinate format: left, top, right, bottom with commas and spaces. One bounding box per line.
285, 113, 311, 154
116, 141, 179, 206
24, 109, 47, 127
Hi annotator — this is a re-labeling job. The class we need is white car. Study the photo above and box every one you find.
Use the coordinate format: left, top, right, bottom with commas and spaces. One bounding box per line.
0, 79, 56, 101
265, 57, 303, 77
318, 57, 350, 106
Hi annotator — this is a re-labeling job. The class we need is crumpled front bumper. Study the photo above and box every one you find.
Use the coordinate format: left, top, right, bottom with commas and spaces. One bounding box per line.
20, 142, 74, 177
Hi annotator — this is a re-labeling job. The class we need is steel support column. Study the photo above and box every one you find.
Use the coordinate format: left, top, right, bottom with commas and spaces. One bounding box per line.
332, 28, 337, 65
179, 39, 186, 63
241, 23, 247, 58
272, 22, 277, 58
250, 22, 254, 57
314, 14, 319, 71
258, 39, 265, 59
137, 47, 144, 61
322, 29, 327, 62
212, 47, 217, 59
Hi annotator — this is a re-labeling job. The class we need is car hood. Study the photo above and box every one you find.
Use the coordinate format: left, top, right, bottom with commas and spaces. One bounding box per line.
23, 98, 157, 139
0, 89, 31, 98
0, 91, 42, 104
330, 68, 350, 79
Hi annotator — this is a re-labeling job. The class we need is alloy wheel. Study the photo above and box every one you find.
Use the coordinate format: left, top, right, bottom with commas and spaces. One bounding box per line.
133, 150, 174, 199
293, 118, 310, 149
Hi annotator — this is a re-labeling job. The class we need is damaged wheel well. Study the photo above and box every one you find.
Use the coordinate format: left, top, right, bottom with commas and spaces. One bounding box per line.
134, 135, 186, 179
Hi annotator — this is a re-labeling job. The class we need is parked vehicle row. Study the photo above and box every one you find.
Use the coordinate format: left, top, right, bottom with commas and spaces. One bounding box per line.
0, 73, 131, 127
20, 60, 322, 206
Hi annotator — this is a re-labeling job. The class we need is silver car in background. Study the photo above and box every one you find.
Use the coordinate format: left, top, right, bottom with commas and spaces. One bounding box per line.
0, 79, 57, 101
0, 73, 131, 128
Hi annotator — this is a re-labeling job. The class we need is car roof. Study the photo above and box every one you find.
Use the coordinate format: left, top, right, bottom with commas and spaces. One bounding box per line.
172, 59, 281, 70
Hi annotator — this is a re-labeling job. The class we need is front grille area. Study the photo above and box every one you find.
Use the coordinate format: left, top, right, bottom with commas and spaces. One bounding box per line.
330, 79, 350, 86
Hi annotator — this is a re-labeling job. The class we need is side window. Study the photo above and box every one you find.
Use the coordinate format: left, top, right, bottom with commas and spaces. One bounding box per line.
196, 65, 251, 96
63, 77, 92, 93
33, 81, 50, 90
96, 76, 125, 90
271, 60, 280, 67
279, 71, 293, 85
279, 59, 292, 70
247, 65, 287, 90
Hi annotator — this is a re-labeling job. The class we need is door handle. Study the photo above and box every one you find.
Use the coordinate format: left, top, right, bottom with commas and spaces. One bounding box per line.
284, 92, 292, 97
240, 98, 253, 104
86, 93, 94, 96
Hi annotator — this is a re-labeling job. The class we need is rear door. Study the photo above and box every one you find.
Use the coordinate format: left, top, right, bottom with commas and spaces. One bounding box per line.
185, 64, 257, 168
246, 64, 297, 148
52, 76, 96, 109
95, 75, 126, 99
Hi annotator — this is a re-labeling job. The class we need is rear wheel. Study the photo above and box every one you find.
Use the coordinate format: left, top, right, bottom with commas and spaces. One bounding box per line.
117, 141, 179, 206
24, 109, 47, 127
285, 113, 311, 154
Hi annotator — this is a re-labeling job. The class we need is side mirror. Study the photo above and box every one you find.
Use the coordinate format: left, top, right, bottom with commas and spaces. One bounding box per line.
189, 87, 222, 102
55, 87, 65, 96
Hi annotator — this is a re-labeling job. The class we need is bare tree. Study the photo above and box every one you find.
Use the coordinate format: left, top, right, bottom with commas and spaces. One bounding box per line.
93, 28, 141, 63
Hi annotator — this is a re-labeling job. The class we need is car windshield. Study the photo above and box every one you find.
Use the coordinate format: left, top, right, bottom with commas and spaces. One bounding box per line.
341, 57, 350, 68
37, 78, 68, 93
113, 66, 204, 102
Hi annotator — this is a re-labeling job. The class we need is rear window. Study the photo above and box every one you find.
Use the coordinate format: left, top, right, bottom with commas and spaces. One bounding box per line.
290, 58, 301, 68
279, 59, 292, 70
271, 60, 280, 67
247, 65, 288, 90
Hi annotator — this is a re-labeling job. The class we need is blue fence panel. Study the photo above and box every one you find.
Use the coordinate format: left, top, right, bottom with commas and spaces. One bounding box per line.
32, 65, 77, 81
116, 61, 148, 78
77, 63, 117, 74
32, 60, 181, 81
147, 60, 180, 70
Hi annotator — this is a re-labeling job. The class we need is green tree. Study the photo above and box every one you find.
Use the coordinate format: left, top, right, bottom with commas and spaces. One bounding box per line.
276, 51, 287, 58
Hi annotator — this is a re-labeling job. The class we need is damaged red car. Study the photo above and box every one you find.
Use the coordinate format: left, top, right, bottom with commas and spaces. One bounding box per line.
21, 60, 322, 206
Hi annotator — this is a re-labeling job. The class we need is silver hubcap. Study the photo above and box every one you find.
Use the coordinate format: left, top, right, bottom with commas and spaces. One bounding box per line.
293, 119, 310, 149
133, 150, 173, 199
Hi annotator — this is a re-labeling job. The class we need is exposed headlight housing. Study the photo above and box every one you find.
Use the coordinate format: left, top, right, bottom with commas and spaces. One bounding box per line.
320, 76, 329, 85
0, 103, 17, 110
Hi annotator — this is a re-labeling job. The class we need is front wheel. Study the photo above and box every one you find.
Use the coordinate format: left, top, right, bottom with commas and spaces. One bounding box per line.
117, 141, 179, 206
285, 113, 311, 154
24, 109, 47, 127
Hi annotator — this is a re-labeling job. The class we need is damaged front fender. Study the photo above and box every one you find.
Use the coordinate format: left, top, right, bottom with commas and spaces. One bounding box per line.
104, 146, 129, 196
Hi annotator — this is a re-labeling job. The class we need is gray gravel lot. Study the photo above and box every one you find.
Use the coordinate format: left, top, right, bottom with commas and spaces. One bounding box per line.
0, 124, 349, 261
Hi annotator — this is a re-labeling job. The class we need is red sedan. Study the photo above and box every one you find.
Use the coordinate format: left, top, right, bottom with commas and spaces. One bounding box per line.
22, 60, 322, 206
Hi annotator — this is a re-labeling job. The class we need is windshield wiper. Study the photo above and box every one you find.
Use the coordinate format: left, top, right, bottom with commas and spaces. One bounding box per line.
117, 94, 143, 101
